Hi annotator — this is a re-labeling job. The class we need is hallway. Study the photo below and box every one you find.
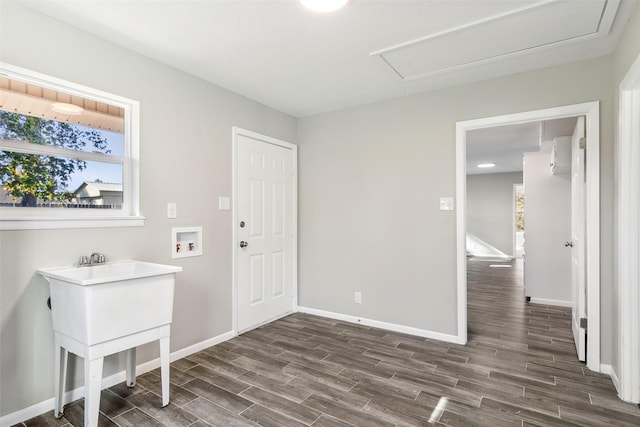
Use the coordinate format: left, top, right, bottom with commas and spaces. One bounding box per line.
466, 256, 638, 425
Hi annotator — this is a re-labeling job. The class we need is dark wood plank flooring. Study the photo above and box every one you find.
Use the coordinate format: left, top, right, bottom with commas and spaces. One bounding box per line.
15, 257, 640, 426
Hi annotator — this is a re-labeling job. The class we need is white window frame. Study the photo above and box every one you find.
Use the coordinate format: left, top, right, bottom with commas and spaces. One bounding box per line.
0, 63, 143, 230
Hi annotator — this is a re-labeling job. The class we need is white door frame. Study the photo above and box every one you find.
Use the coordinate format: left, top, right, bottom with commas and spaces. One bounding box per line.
617, 53, 640, 403
571, 116, 587, 361
232, 127, 298, 334
456, 102, 601, 371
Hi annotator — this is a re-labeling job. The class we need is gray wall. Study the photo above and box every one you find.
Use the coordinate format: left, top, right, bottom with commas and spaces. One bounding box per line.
523, 149, 571, 303
466, 172, 523, 256
297, 55, 614, 347
611, 3, 640, 383
0, 2, 296, 417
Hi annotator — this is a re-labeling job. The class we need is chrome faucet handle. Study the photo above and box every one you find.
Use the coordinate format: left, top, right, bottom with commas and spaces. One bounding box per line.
89, 252, 106, 264
79, 255, 89, 267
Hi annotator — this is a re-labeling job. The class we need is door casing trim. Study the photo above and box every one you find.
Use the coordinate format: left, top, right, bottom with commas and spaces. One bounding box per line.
455, 102, 600, 370
617, 52, 640, 403
232, 127, 298, 335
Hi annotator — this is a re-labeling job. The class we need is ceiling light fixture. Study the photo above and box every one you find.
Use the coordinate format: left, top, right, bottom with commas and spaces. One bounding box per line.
51, 102, 84, 115
477, 163, 496, 168
299, 0, 349, 13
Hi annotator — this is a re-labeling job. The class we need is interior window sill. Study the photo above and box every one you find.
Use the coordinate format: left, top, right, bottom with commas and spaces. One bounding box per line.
0, 216, 145, 231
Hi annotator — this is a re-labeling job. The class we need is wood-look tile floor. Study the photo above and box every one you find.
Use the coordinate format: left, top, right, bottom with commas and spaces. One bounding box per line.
15, 257, 640, 426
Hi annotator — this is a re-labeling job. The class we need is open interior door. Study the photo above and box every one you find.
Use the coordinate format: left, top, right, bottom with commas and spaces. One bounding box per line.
571, 116, 587, 362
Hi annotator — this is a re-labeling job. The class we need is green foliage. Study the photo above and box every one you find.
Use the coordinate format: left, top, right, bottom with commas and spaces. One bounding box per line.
515, 192, 525, 231
0, 111, 109, 207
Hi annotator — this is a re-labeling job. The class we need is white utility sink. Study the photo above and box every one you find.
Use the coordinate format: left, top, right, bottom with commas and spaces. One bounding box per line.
39, 260, 182, 286
38, 260, 182, 427
39, 260, 181, 346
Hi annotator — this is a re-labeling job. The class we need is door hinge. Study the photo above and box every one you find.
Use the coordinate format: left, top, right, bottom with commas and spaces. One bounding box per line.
580, 317, 588, 329
579, 137, 586, 150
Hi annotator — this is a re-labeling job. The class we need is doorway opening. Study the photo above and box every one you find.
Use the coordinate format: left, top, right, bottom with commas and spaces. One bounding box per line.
465, 116, 578, 305
456, 102, 601, 371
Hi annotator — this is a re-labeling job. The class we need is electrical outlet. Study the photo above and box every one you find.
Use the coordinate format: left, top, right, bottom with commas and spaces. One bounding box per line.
354, 291, 362, 304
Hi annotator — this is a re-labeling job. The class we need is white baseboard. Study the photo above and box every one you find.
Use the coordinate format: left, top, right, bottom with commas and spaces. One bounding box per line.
0, 398, 61, 427
297, 306, 461, 344
0, 330, 235, 427
602, 363, 620, 390
604, 363, 640, 404
529, 297, 572, 308
169, 330, 235, 362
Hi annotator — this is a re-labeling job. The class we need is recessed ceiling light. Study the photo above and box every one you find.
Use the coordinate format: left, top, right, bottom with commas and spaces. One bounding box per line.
477, 163, 496, 168
299, 0, 349, 13
51, 102, 84, 115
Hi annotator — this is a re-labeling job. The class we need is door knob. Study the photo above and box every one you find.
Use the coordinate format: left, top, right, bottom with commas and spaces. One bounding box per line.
565, 241, 574, 247
240, 241, 248, 248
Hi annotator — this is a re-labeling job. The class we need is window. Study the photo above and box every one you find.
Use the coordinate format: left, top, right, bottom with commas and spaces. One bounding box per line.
515, 185, 524, 232
0, 63, 142, 229
514, 183, 525, 258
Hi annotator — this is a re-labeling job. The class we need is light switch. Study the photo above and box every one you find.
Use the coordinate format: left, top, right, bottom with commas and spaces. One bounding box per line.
440, 197, 454, 211
167, 202, 177, 218
218, 196, 230, 210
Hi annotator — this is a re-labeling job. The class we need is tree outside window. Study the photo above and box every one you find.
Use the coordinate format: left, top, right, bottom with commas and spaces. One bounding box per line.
0, 111, 113, 207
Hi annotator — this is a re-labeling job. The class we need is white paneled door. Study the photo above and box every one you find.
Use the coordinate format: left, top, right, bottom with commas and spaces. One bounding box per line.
571, 116, 587, 362
235, 131, 296, 333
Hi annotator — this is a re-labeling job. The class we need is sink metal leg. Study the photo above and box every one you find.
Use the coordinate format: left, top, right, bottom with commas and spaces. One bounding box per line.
54, 343, 68, 418
84, 357, 104, 427
125, 348, 136, 387
159, 337, 170, 407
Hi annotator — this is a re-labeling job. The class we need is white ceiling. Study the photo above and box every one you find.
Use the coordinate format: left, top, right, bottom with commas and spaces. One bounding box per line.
17, 0, 637, 118
466, 116, 578, 175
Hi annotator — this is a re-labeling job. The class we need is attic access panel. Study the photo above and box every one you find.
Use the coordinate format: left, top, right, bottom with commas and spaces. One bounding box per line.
373, 0, 618, 81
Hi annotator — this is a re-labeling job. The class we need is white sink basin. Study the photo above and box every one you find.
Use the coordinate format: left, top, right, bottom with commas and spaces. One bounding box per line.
38, 260, 182, 346
38, 260, 182, 286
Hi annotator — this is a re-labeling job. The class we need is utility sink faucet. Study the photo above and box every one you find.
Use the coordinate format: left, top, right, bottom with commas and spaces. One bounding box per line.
90, 252, 106, 265
79, 253, 106, 267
